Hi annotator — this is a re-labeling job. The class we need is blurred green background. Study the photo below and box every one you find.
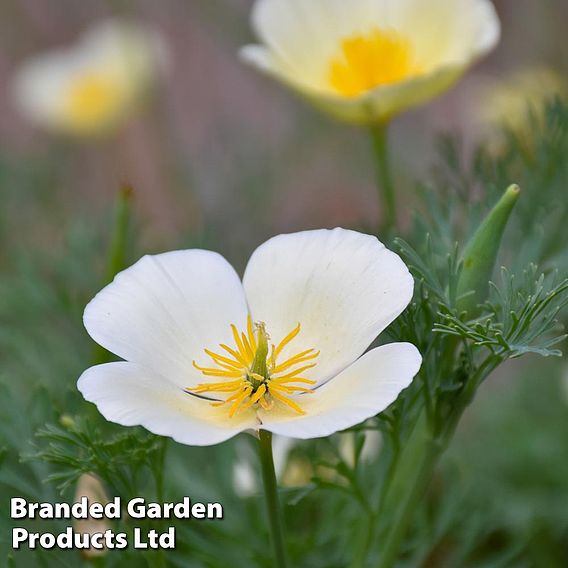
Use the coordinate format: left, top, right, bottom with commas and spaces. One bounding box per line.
1, 1, 568, 567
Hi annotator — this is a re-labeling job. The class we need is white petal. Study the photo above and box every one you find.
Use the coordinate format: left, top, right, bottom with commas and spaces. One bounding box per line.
260, 343, 421, 439
241, 48, 466, 123
392, 0, 500, 68
84, 250, 249, 388
339, 63, 468, 123
80, 19, 167, 90
243, 228, 413, 385
248, 0, 383, 89
12, 50, 81, 129
78, 362, 257, 446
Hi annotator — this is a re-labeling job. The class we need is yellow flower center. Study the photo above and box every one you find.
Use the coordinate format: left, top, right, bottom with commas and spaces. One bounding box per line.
65, 74, 123, 130
187, 317, 319, 418
328, 27, 423, 97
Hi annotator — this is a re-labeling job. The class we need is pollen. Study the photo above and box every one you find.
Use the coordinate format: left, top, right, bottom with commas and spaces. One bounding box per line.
65, 73, 122, 130
328, 27, 423, 98
187, 317, 318, 418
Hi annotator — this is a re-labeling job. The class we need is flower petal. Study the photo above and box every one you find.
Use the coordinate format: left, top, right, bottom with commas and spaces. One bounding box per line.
260, 343, 421, 439
321, 63, 468, 123
242, 48, 466, 122
12, 49, 85, 130
84, 250, 249, 388
389, 0, 500, 68
78, 362, 258, 446
243, 228, 413, 385
247, 0, 383, 89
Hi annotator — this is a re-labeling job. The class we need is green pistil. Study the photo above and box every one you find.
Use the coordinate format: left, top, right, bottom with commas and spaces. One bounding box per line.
249, 323, 270, 389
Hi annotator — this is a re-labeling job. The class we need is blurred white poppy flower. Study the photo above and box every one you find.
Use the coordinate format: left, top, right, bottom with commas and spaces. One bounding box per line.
241, 0, 500, 123
12, 19, 166, 136
78, 228, 421, 446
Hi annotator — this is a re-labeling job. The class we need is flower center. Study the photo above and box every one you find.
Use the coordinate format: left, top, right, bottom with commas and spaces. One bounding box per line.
187, 317, 319, 418
66, 74, 122, 129
328, 27, 423, 97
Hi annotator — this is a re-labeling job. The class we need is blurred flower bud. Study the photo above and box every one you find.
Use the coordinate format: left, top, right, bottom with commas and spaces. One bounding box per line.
73, 473, 111, 558
59, 414, 76, 429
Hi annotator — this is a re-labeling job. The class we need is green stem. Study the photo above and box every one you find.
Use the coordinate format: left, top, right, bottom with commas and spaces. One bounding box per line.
376, 443, 438, 568
155, 438, 169, 503
92, 185, 133, 365
375, 359, 500, 568
375, 411, 435, 568
370, 123, 397, 233
351, 510, 377, 568
258, 430, 288, 568
105, 184, 133, 284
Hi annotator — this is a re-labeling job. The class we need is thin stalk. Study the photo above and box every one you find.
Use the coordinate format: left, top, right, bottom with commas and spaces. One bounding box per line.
258, 430, 288, 568
376, 434, 439, 568
369, 123, 397, 233
351, 510, 377, 568
154, 439, 169, 503
92, 185, 133, 365
104, 184, 133, 284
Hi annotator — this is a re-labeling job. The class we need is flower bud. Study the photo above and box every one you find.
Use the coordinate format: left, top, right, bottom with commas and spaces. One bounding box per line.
457, 185, 520, 315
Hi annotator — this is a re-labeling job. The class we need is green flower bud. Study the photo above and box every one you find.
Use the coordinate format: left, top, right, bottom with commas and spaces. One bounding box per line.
457, 184, 520, 315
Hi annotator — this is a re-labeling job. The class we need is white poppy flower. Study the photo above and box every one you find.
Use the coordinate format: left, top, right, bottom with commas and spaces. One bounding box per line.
241, 0, 500, 123
78, 228, 421, 446
12, 19, 166, 136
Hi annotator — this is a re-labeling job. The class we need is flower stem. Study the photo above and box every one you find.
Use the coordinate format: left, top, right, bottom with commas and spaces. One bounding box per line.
375, 359, 500, 567
104, 184, 133, 285
376, 442, 438, 568
93, 184, 133, 366
258, 430, 288, 568
369, 123, 397, 233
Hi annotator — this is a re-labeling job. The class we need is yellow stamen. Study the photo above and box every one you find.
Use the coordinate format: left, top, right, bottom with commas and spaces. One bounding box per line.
329, 27, 423, 98
268, 388, 306, 415
191, 361, 242, 378
247, 316, 257, 351
239, 384, 267, 413
268, 383, 314, 395
270, 384, 314, 394
204, 349, 244, 370
271, 365, 318, 381
219, 343, 248, 366
272, 323, 301, 361
187, 319, 319, 417
231, 324, 251, 363
228, 386, 253, 417
189, 379, 245, 393
241, 332, 255, 360
270, 377, 317, 386
272, 350, 320, 373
